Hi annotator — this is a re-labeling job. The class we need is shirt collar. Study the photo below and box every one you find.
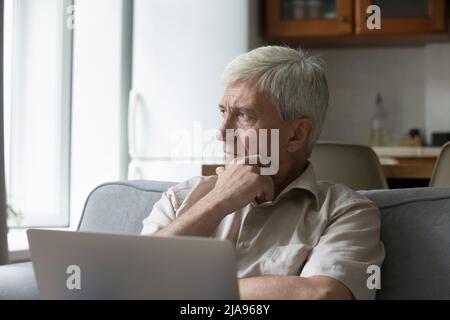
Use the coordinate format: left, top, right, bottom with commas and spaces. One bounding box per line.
252, 162, 320, 209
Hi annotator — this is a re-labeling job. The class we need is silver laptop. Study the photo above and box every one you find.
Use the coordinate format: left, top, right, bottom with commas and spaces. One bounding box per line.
27, 229, 240, 300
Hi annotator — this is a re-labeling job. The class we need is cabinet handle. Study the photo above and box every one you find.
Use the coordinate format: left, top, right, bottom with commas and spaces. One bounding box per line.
338, 16, 349, 23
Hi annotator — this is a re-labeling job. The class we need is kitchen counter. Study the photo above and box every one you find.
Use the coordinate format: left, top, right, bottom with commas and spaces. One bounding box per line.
372, 146, 441, 159
372, 146, 441, 180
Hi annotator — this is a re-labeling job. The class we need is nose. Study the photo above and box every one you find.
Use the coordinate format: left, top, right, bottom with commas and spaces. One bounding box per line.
216, 114, 234, 142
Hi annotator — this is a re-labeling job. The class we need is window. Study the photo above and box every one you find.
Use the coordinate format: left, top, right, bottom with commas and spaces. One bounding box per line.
4, 0, 73, 228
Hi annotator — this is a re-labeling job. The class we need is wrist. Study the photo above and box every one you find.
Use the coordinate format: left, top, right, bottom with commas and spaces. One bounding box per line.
200, 190, 230, 219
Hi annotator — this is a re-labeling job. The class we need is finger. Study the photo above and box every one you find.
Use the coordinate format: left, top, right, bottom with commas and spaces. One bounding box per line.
233, 155, 270, 168
226, 156, 260, 173
239, 155, 259, 166
215, 166, 225, 175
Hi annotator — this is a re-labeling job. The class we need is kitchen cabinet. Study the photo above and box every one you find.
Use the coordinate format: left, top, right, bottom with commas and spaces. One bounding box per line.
355, 0, 447, 35
265, 0, 448, 41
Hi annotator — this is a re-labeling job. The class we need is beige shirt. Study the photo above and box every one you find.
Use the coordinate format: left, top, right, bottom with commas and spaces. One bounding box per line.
141, 163, 385, 300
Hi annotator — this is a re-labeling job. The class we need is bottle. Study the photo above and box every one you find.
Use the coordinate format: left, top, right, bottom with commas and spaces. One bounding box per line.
370, 93, 389, 147
308, 0, 323, 19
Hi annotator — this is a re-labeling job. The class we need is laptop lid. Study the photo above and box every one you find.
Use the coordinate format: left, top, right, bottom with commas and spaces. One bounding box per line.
27, 229, 240, 300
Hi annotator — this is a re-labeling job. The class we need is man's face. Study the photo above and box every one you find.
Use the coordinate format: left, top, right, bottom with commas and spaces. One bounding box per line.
217, 81, 291, 174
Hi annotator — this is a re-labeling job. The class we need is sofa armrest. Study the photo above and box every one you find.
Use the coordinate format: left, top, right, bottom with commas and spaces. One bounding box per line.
77, 180, 176, 234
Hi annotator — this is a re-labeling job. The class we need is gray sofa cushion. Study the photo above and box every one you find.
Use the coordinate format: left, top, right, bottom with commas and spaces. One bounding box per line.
1, 181, 449, 300
0, 262, 38, 299
361, 188, 450, 300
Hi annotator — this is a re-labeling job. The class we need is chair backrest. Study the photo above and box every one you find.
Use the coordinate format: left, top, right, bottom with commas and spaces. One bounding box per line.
310, 141, 388, 190
430, 142, 450, 187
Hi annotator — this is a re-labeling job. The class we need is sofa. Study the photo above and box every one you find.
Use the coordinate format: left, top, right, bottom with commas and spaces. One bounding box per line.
1, 180, 450, 300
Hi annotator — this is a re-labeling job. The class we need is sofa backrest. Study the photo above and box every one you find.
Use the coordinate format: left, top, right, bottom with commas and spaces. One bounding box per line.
78, 180, 450, 300
361, 188, 450, 300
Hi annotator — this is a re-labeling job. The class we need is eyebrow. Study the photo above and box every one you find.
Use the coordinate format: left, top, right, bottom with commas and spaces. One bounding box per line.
218, 104, 256, 114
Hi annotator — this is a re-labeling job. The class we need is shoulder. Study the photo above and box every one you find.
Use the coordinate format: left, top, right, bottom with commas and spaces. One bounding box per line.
317, 181, 379, 221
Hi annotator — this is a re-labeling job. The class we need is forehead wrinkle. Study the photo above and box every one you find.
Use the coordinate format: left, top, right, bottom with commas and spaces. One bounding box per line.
222, 87, 258, 111
223, 95, 250, 110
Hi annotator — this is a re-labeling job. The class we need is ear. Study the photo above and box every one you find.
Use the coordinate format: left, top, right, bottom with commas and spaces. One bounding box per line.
287, 117, 314, 153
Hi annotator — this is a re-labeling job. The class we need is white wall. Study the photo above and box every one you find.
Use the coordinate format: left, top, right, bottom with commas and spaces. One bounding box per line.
425, 43, 450, 142
318, 47, 426, 145
316, 44, 450, 146
129, 0, 253, 182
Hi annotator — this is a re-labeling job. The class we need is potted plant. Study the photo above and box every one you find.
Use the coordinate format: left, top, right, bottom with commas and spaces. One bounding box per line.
6, 204, 23, 228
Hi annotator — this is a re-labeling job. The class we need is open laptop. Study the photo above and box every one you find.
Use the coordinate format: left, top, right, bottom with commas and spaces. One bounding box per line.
27, 229, 240, 300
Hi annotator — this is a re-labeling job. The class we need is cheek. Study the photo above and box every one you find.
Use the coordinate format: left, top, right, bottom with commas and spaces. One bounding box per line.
270, 128, 290, 153
241, 128, 259, 154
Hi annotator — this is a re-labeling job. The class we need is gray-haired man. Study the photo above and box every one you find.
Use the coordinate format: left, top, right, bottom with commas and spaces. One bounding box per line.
142, 46, 385, 300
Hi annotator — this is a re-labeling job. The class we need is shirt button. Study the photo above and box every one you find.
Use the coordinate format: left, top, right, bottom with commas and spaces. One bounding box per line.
242, 242, 250, 249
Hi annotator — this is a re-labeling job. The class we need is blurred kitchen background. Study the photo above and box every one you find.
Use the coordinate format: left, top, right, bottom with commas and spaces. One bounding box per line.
3, 0, 450, 253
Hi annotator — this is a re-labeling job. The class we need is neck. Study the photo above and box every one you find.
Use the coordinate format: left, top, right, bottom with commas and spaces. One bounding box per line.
272, 157, 308, 198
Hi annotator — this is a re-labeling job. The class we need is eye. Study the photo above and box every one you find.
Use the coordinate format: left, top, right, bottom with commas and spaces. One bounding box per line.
237, 111, 251, 121
219, 108, 226, 117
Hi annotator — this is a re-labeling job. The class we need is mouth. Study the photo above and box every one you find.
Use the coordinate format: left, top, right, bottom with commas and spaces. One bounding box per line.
224, 151, 248, 159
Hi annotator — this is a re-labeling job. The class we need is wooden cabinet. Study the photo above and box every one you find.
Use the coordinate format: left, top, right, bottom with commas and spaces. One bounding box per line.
355, 0, 447, 35
265, 0, 448, 41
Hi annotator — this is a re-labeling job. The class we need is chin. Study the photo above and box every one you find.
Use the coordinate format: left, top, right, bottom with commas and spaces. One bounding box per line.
223, 154, 236, 163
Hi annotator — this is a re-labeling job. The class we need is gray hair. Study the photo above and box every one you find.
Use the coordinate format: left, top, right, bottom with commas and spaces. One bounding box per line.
221, 46, 329, 155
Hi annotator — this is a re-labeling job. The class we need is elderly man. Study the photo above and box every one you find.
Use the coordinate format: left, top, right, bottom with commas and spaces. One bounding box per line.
141, 46, 385, 300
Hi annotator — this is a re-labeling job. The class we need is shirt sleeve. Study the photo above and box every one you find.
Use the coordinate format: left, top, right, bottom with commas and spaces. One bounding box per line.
140, 176, 215, 235
300, 199, 385, 300
140, 190, 177, 235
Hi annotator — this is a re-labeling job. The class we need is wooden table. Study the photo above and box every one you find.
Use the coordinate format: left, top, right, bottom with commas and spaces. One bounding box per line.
373, 147, 441, 180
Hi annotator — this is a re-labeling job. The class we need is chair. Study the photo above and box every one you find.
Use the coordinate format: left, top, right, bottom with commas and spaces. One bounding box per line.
430, 142, 450, 187
310, 141, 388, 190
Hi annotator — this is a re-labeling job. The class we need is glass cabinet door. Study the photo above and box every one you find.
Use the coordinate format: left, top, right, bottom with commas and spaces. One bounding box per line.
373, 0, 429, 17
282, 0, 338, 20
266, 0, 354, 38
355, 0, 447, 35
